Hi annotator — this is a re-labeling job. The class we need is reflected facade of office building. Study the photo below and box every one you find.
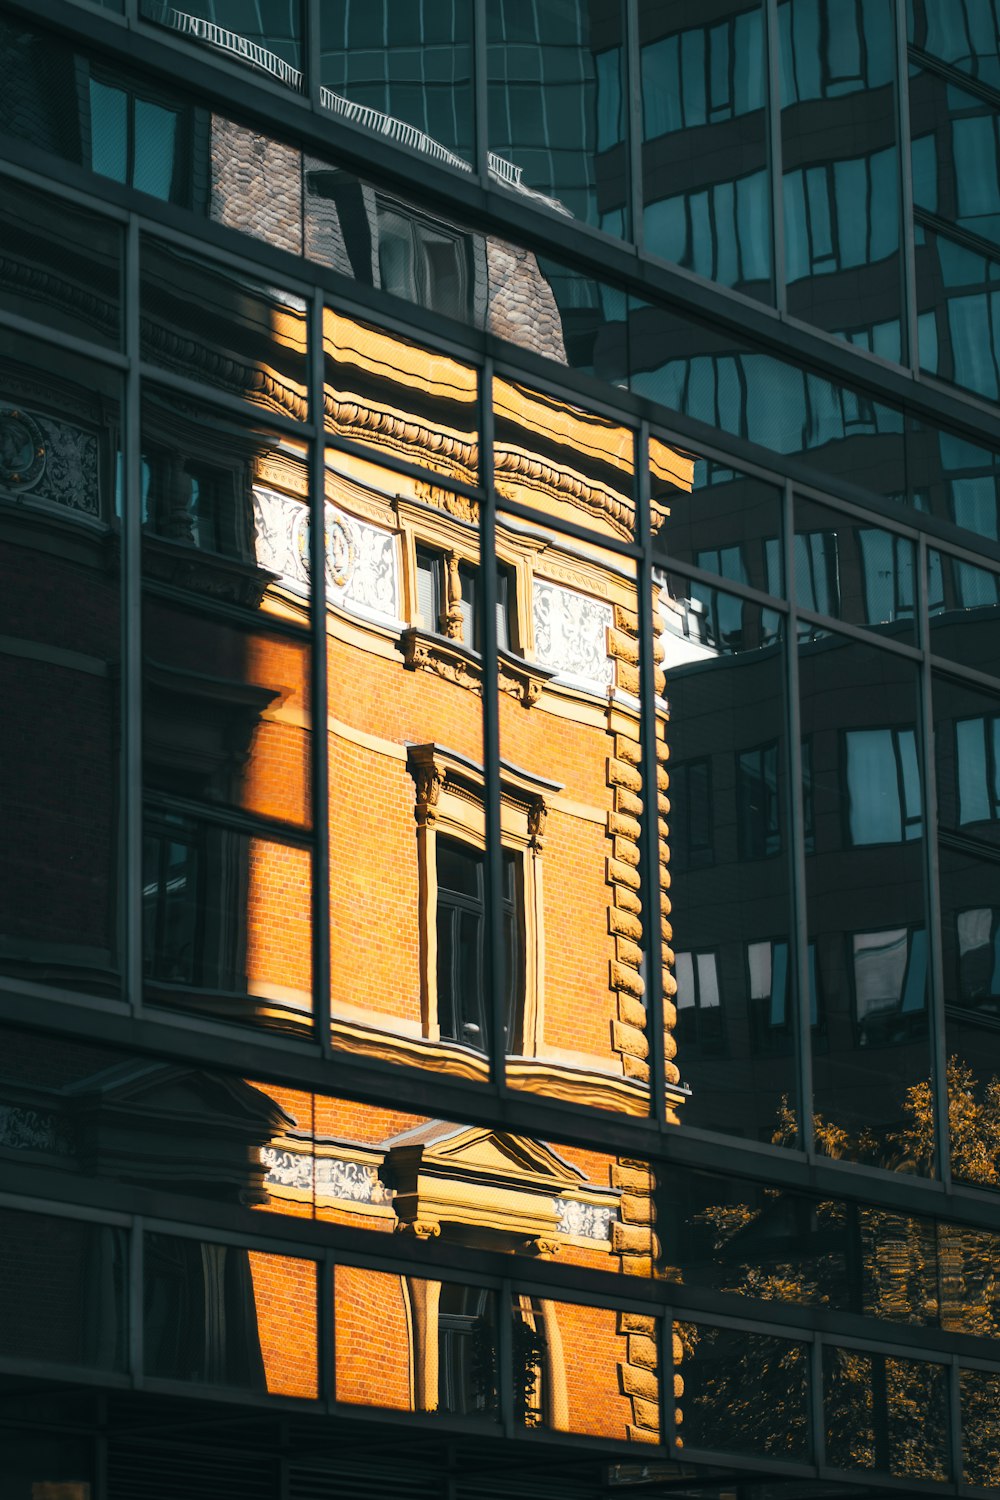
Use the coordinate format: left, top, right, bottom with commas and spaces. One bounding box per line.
2, 2, 1000, 1497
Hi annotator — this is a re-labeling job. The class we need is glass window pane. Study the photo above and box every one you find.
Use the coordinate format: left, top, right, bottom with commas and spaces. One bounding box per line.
139, 0, 303, 90
324, 447, 485, 1081
780, 0, 902, 358
141, 239, 308, 421
655, 568, 796, 1145
911, 65, 1000, 251
824, 1345, 950, 1479
961, 1366, 1000, 1486
0, 177, 121, 349
498, 511, 650, 1117
515, 1298, 657, 1440
0, 1209, 126, 1372
928, 548, 1000, 678
0, 337, 122, 997
488, 0, 627, 237
650, 442, 783, 594
916, 226, 1000, 402
335, 1269, 498, 1421
324, 310, 479, 485
795, 496, 917, 639
909, 0, 1000, 89
676, 1320, 811, 1460
800, 637, 931, 1171
144, 1232, 317, 1397
641, 2, 771, 301
935, 673, 1000, 1188
320, 1, 473, 168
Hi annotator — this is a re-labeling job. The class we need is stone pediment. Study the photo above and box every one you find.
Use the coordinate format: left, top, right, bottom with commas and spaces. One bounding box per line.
383, 1123, 618, 1249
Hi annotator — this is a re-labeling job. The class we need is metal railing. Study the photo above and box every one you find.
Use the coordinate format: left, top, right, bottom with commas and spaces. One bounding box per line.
148, 5, 533, 194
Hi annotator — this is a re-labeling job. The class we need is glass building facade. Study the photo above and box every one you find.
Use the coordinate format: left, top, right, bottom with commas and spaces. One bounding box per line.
1, 1, 1000, 1496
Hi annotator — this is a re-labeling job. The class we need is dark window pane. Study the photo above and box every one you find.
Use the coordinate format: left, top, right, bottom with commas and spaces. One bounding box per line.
795, 496, 917, 640
909, 0, 1000, 89
801, 637, 931, 1171
677, 1321, 810, 1460
141, 238, 308, 422
917, 226, 1000, 402
0, 1209, 126, 1371
0, 338, 121, 997
911, 66, 1000, 250
0, 177, 121, 349
824, 1345, 950, 1479
961, 1366, 1000, 1486
657, 579, 796, 1141
780, 0, 901, 357
928, 549, 1000, 680
650, 443, 783, 595
145, 1232, 317, 1397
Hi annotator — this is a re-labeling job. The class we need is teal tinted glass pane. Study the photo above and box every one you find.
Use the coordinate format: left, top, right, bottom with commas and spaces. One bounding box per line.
911, 66, 1000, 249
89, 78, 128, 183
641, 2, 771, 302
133, 98, 177, 200
928, 548, 1000, 678
916, 225, 1000, 401
795, 496, 917, 641
780, 0, 901, 358
487, 0, 627, 236
910, 0, 1000, 91
910, 420, 1000, 543
630, 299, 908, 506
140, 0, 302, 86
319, 0, 473, 167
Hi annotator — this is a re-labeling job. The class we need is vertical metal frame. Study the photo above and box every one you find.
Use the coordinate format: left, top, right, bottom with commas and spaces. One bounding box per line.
624, 0, 644, 257
309, 291, 332, 1061
917, 532, 952, 1185
479, 356, 506, 1088
894, 0, 920, 374
808, 1335, 825, 1468
636, 421, 666, 1123
123, 216, 143, 1018
320, 1249, 336, 1410
497, 1276, 515, 1435
784, 481, 814, 1154
305, 0, 321, 111
473, 0, 490, 185
129, 1216, 144, 1388
948, 1358, 965, 1486
764, 0, 786, 313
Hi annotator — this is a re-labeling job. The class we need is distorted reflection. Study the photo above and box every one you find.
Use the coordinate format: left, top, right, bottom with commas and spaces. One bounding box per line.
823, 1346, 949, 1479
780, 0, 902, 358
0, 176, 120, 349
935, 673, 1000, 1187
676, 1321, 810, 1461
0, 337, 122, 996
641, 2, 772, 301
142, 387, 314, 1031
801, 640, 930, 1170
324, 310, 479, 484
141, 239, 308, 421
139, 1, 303, 89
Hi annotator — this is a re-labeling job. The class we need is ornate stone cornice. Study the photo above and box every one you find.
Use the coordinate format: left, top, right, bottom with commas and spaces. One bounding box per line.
398, 627, 553, 707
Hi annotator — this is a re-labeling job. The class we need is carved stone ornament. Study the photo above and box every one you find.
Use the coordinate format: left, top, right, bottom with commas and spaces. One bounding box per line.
395, 1218, 441, 1239
527, 797, 548, 851
399, 627, 483, 694
553, 1198, 616, 1240
413, 765, 445, 827
0, 407, 45, 491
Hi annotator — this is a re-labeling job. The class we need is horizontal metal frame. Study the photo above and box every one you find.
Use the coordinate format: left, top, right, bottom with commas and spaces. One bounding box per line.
6, 0, 1000, 464
4, 152, 1000, 577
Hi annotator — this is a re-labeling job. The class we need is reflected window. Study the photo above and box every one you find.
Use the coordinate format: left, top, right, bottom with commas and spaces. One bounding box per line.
412, 550, 514, 654
853, 927, 927, 1040
671, 759, 713, 870
438, 1286, 497, 1417
143, 816, 199, 985
675, 950, 725, 1053
859, 528, 916, 623
738, 743, 781, 858
436, 838, 523, 1052
376, 201, 471, 321
957, 907, 1000, 1010
89, 73, 185, 202
845, 727, 922, 844
795, 531, 840, 617
779, 0, 893, 102
956, 715, 1000, 824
